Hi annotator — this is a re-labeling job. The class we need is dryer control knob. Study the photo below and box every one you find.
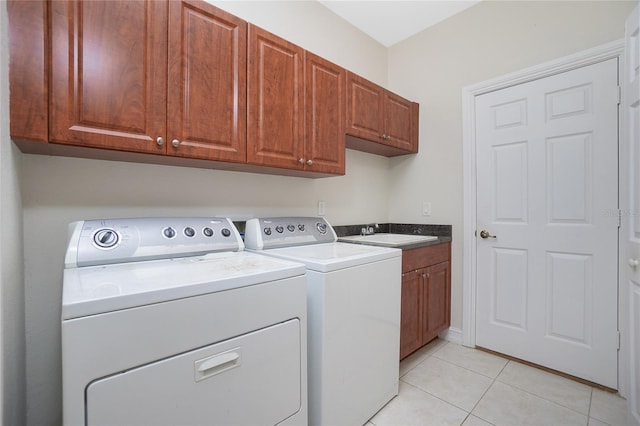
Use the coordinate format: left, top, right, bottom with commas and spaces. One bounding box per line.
276, 226, 284, 233
263, 227, 272, 236
93, 229, 119, 248
316, 222, 327, 234
221, 228, 231, 237
287, 224, 295, 232
163, 227, 176, 239
298, 224, 305, 232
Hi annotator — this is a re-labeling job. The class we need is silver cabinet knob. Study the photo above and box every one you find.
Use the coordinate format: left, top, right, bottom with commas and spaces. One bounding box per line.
172, 139, 180, 148
156, 137, 164, 146
381, 134, 387, 140
306, 159, 313, 166
298, 158, 305, 164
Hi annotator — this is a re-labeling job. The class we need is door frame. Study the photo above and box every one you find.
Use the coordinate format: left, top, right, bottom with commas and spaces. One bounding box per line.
461, 39, 626, 393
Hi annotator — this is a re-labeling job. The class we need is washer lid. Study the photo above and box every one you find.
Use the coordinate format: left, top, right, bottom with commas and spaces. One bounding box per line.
62, 251, 305, 320
254, 242, 401, 273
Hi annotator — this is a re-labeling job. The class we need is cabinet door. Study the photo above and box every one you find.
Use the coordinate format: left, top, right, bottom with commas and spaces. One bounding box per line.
304, 52, 345, 175
167, 0, 246, 162
345, 72, 384, 142
8, 0, 48, 142
50, 0, 167, 154
383, 91, 414, 151
422, 261, 451, 344
247, 25, 304, 169
400, 270, 423, 360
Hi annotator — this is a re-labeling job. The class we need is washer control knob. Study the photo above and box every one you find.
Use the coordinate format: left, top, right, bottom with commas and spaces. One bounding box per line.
316, 222, 327, 234
203, 227, 214, 237
163, 227, 176, 239
276, 226, 284, 233
263, 227, 272, 236
93, 228, 119, 248
287, 224, 295, 232
221, 228, 231, 237
184, 227, 195, 237
298, 224, 305, 232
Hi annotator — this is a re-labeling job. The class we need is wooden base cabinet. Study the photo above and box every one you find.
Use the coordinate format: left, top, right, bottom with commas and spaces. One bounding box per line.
400, 243, 451, 360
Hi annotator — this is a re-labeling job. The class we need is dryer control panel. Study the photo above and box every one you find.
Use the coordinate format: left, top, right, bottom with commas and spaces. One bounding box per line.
65, 217, 244, 267
244, 217, 337, 250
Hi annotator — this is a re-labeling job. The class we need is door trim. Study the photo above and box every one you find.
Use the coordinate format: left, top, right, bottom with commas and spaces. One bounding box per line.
461, 38, 624, 389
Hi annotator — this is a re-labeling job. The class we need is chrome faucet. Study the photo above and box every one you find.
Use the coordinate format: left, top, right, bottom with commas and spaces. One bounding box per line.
360, 223, 379, 236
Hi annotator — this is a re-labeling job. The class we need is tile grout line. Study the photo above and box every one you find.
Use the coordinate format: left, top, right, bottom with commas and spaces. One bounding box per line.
430, 352, 509, 380
399, 379, 476, 418
462, 359, 510, 425
492, 368, 593, 419
587, 388, 593, 425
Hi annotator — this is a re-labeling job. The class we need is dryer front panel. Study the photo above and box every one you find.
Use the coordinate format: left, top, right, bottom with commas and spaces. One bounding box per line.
85, 319, 302, 425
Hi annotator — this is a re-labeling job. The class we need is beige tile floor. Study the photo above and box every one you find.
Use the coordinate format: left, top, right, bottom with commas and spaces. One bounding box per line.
367, 339, 629, 426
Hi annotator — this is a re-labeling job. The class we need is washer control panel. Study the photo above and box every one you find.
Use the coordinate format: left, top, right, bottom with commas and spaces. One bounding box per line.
65, 217, 243, 267
244, 217, 337, 250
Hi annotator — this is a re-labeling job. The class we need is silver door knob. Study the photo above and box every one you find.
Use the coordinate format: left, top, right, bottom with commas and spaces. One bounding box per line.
629, 259, 639, 268
172, 139, 180, 148
479, 230, 497, 239
156, 137, 164, 146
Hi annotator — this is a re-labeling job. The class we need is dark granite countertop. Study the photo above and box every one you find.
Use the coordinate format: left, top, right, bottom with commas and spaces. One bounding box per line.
333, 223, 451, 250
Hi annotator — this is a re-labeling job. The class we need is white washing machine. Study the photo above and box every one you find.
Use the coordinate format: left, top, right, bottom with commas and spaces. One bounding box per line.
244, 217, 402, 426
62, 217, 308, 426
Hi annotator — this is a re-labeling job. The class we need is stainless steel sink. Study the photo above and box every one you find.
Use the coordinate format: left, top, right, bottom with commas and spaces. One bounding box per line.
338, 233, 438, 247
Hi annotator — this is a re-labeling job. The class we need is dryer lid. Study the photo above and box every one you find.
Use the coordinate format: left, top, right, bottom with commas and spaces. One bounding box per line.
62, 251, 305, 319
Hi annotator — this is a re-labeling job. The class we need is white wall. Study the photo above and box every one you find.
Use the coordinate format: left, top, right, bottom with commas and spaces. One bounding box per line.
21, 2, 390, 424
387, 0, 636, 333
0, 1, 26, 424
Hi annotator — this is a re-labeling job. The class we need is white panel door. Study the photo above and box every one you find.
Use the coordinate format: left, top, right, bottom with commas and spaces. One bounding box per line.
624, 4, 640, 425
476, 58, 619, 388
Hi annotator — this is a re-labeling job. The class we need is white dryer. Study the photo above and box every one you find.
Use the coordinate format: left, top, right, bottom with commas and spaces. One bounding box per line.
62, 217, 308, 426
245, 217, 402, 426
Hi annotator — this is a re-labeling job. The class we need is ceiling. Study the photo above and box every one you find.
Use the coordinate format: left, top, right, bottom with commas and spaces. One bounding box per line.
318, 0, 481, 47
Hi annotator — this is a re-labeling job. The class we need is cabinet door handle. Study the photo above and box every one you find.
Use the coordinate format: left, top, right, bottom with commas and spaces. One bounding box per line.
298, 158, 305, 164
306, 159, 313, 166
172, 139, 180, 148
156, 136, 164, 146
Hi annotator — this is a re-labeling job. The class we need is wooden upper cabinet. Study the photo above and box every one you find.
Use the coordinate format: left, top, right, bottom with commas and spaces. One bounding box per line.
384, 91, 416, 152
8, 0, 48, 142
304, 52, 345, 175
167, 0, 246, 162
247, 25, 304, 169
50, 0, 168, 154
346, 71, 419, 156
345, 73, 384, 142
